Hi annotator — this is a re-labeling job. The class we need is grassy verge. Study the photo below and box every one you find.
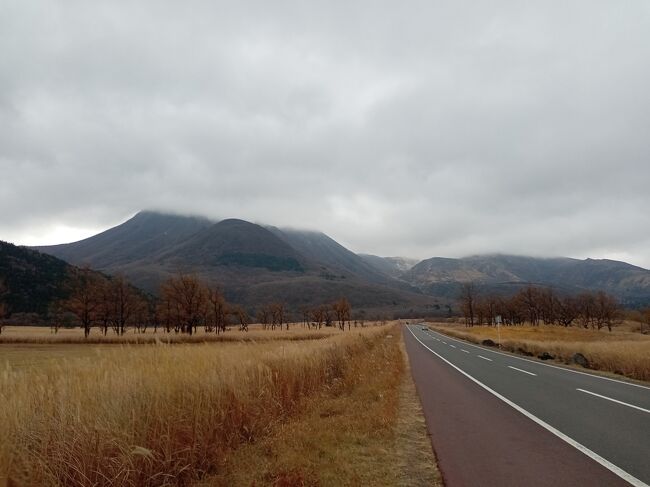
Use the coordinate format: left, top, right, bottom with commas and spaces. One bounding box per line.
199, 328, 441, 486
1, 327, 394, 486
429, 323, 650, 383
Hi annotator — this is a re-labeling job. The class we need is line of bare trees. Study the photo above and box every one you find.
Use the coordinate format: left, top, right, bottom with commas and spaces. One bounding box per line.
49, 271, 357, 337
459, 283, 624, 332
53, 272, 241, 337
258, 297, 354, 331
296, 298, 355, 330
50, 270, 149, 338
0, 279, 7, 334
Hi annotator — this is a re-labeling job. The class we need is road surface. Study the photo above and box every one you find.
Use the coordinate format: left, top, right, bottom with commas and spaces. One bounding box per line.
404, 324, 650, 487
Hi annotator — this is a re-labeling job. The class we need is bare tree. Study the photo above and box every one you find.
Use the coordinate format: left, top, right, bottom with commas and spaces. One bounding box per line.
300, 306, 311, 329
96, 280, 113, 336
332, 297, 351, 330
576, 292, 595, 329
160, 274, 208, 335
459, 283, 476, 327
0, 279, 7, 334
207, 287, 227, 334
63, 268, 102, 338
147, 299, 160, 333
556, 296, 579, 327
324, 306, 332, 327
641, 308, 650, 333
257, 305, 272, 330
108, 275, 145, 336
311, 306, 325, 329
518, 286, 541, 326
538, 288, 557, 325
592, 291, 620, 332
231, 305, 249, 331
270, 302, 287, 330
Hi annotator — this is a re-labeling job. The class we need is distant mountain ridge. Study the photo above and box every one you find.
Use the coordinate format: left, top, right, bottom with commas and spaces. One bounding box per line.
404, 254, 650, 307
33, 211, 650, 311
36, 212, 435, 314
358, 254, 420, 279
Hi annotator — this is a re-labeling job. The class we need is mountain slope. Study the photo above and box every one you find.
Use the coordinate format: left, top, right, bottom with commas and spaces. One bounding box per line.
36, 211, 213, 268
161, 219, 306, 272
406, 254, 650, 306
358, 254, 420, 278
34, 212, 437, 314
1, 241, 84, 315
268, 228, 396, 282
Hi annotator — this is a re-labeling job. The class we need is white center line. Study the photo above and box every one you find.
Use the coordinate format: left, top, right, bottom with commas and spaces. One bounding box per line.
441, 341, 447, 345
461, 349, 470, 353
577, 388, 650, 414
449, 344, 456, 348
508, 366, 537, 376
478, 355, 492, 362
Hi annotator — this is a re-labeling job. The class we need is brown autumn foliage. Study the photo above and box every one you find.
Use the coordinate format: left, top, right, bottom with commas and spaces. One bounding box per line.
62, 268, 103, 338
333, 297, 351, 330
0, 279, 7, 334
52, 270, 360, 339
459, 284, 622, 331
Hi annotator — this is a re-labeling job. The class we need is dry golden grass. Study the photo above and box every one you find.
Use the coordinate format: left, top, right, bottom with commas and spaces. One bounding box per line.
199, 329, 441, 487
0, 326, 396, 486
0, 323, 390, 345
0, 343, 119, 369
429, 323, 650, 382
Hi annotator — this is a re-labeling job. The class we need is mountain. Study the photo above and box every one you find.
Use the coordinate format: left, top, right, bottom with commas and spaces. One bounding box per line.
359, 254, 420, 279
267, 228, 418, 289
36, 212, 437, 315
36, 211, 213, 269
0, 240, 86, 316
165, 219, 306, 272
405, 254, 650, 306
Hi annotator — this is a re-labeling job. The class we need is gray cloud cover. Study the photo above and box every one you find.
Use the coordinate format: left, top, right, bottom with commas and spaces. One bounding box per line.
2, 0, 650, 266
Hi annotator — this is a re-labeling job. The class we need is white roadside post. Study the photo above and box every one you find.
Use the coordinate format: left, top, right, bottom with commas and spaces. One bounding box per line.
495, 314, 502, 349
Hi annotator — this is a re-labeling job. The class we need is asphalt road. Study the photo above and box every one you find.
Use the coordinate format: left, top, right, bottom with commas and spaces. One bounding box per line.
404, 324, 650, 487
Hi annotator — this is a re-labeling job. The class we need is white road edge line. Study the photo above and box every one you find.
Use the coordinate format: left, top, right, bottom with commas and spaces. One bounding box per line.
407, 326, 649, 487
577, 388, 650, 415
508, 365, 537, 376
425, 328, 650, 391
478, 355, 493, 361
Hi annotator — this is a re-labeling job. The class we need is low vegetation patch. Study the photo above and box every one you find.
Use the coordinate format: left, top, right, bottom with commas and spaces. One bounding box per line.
429, 323, 650, 382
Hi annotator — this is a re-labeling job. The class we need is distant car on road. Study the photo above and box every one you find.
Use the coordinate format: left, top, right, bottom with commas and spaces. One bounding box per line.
421, 326, 428, 331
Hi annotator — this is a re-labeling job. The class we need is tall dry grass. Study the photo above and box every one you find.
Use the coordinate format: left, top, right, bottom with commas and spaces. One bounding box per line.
0, 324, 359, 345
0, 327, 389, 486
202, 328, 442, 487
429, 324, 650, 382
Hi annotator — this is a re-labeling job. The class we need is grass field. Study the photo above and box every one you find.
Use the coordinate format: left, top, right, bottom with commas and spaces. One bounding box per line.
428, 322, 650, 382
0, 323, 360, 345
0, 323, 440, 486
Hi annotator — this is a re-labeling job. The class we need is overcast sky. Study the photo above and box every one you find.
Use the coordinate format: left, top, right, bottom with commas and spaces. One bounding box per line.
2, 1, 650, 267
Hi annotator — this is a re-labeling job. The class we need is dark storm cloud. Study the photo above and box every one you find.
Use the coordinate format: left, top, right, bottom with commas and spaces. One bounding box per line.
2, 0, 650, 266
